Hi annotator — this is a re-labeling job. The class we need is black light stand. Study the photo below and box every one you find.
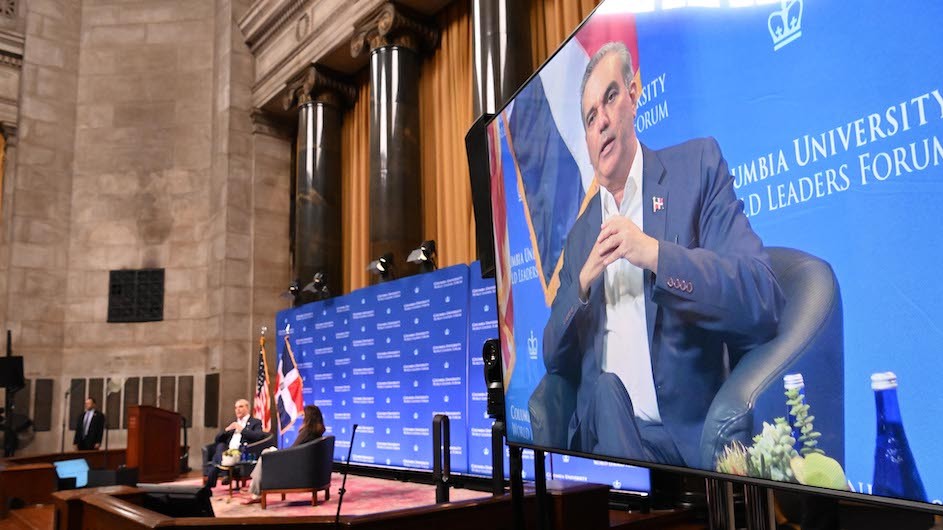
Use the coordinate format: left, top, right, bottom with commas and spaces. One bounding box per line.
433, 414, 451, 503
490, 420, 505, 496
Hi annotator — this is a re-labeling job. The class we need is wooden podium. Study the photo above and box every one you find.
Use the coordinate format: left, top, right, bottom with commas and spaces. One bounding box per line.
126, 405, 181, 483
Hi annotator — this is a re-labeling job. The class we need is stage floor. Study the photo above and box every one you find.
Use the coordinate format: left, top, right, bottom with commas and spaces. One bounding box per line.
171, 472, 492, 517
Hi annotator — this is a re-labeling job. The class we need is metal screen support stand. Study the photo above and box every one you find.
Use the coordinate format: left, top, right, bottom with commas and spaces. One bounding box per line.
533, 449, 550, 530
743, 483, 775, 530
706, 478, 736, 530
491, 420, 506, 496
509, 444, 525, 530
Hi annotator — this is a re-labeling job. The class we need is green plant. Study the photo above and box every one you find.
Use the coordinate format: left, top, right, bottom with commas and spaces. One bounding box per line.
785, 387, 824, 456
716, 441, 749, 476
746, 417, 798, 482
223, 448, 241, 458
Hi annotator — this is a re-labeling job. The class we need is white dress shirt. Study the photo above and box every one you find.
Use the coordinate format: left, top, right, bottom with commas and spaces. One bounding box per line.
599, 139, 662, 423
228, 415, 249, 449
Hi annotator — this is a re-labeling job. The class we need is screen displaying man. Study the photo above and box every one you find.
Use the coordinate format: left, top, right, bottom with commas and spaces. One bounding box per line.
205, 398, 264, 488
543, 42, 785, 468
73, 397, 105, 451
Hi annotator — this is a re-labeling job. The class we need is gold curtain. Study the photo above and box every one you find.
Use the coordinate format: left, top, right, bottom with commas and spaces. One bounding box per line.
342, 76, 371, 293
340, 0, 600, 291
418, 1, 474, 269
531, 0, 601, 66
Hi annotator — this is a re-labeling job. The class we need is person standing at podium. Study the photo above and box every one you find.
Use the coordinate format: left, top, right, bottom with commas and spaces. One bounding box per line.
206, 398, 264, 488
73, 397, 105, 451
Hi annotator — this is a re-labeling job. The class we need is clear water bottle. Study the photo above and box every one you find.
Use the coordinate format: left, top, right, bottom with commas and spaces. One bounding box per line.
784, 373, 804, 451
871, 372, 927, 502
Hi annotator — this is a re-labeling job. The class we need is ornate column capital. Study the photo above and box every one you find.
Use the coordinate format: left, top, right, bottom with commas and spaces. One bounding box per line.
350, 2, 439, 58
282, 64, 357, 111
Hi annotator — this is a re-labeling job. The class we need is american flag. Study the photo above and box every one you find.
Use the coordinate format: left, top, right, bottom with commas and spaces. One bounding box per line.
276, 324, 305, 435
253, 327, 272, 432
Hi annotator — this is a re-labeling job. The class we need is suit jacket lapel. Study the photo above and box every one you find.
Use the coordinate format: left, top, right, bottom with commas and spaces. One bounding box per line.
641, 144, 667, 362
581, 196, 607, 373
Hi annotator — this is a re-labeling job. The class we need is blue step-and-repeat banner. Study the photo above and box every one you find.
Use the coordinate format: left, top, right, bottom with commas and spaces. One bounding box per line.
275, 262, 650, 492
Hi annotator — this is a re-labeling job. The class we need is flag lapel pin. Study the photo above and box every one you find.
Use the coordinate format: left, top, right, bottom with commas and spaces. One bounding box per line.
652, 196, 665, 213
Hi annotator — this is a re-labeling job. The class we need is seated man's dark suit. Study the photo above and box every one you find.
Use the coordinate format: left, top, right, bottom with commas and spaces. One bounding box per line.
543, 137, 785, 468
205, 416, 265, 487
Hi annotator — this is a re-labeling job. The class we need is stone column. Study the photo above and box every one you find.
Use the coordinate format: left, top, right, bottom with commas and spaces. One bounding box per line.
352, 3, 438, 279
0, 122, 16, 334
283, 66, 355, 291
471, 0, 533, 117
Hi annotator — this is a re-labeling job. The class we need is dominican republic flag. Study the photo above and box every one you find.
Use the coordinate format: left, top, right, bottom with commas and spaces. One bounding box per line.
503, 3, 639, 302
253, 328, 272, 432
276, 325, 305, 435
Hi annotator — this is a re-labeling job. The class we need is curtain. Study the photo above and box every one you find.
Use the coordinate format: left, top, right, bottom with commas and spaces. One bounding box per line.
340, 0, 599, 290
531, 0, 601, 66
418, 1, 474, 270
342, 76, 371, 293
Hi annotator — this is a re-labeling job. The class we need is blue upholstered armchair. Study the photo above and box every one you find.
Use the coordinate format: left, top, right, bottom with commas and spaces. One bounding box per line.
258, 435, 334, 509
528, 247, 844, 471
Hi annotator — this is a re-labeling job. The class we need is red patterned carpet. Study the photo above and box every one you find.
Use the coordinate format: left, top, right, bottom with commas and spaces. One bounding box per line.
170, 473, 491, 517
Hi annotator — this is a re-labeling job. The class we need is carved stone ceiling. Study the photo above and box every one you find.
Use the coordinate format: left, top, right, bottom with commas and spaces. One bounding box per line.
240, 0, 451, 115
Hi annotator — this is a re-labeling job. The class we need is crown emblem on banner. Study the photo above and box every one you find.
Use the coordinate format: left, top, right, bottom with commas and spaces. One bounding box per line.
768, 0, 803, 51
527, 330, 539, 360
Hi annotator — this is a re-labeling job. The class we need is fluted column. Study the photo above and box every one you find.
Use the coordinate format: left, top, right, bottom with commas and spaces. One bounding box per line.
352, 3, 438, 279
283, 66, 355, 290
471, 0, 532, 117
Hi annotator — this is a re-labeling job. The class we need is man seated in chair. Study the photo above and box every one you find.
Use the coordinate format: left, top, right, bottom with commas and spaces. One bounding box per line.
206, 398, 265, 488
241, 404, 325, 505
542, 41, 785, 468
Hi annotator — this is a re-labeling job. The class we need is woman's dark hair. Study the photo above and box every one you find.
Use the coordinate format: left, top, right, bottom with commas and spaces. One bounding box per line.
300, 405, 326, 439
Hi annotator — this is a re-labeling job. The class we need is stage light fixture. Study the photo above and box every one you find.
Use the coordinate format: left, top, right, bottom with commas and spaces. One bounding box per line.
407, 240, 438, 272
280, 279, 302, 307
302, 271, 331, 301
367, 253, 395, 282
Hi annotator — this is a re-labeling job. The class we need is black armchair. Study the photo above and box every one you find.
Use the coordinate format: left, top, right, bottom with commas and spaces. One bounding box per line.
258, 435, 334, 509
201, 432, 276, 480
528, 247, 844, 471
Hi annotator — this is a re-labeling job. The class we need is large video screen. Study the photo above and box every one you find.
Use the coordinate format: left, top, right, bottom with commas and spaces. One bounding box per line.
488, 0, 943, 509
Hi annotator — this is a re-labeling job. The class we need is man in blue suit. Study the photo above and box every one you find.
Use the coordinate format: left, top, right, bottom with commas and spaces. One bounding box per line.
543, 42, 785, 468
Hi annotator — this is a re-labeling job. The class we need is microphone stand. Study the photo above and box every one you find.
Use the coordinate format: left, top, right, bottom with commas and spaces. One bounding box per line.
59, 389, 70, 453
335, 424, 358, 529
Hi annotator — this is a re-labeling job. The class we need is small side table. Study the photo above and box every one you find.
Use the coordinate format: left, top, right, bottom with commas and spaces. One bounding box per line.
216, 462, 256, 502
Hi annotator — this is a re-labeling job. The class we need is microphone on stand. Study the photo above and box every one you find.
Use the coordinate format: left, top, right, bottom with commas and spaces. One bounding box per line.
335, 423, 358, 529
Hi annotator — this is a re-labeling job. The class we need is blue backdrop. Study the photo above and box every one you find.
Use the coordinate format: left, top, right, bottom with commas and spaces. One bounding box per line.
276, 262, 650, 492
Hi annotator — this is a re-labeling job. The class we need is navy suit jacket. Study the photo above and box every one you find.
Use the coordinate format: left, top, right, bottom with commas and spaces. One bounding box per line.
215, 416, 265, 446
543, 137, 784, 467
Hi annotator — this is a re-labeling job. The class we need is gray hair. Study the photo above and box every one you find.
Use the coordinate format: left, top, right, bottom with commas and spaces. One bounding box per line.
235, 398, 250, 407
579, 41, 635, 127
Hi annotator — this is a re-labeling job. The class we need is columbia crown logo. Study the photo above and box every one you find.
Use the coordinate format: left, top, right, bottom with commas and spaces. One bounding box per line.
527, 330, 539, 360
768, 0, 802, 51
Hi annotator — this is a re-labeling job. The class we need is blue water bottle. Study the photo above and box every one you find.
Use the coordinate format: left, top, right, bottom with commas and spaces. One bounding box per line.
871, 372, 927, 502
783, 373, 804, 451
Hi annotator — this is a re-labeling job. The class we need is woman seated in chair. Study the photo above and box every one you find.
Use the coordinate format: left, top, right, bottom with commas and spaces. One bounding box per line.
242, 404, 325, 505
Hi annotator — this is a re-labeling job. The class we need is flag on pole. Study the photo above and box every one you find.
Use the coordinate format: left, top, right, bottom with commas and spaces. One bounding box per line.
253, 326, 272, 432
276, 324, 305, 435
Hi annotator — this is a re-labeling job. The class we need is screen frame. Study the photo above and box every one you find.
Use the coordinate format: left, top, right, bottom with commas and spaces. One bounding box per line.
482, 0, 943, 515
